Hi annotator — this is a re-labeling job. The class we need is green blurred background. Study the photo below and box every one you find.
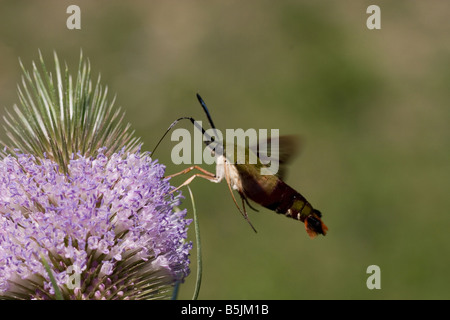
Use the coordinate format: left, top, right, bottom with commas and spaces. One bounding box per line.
0, 1, 449, 299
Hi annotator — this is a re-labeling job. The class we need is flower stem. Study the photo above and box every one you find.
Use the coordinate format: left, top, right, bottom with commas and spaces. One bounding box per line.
40, 253, 63, 300
187, 186, 202, 300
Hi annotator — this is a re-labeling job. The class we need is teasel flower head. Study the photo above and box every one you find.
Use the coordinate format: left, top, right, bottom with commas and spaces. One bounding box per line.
0, 52, 192, 299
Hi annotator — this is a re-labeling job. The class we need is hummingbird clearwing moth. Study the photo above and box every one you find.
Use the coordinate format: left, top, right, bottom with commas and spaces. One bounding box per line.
152, 94, 328, 238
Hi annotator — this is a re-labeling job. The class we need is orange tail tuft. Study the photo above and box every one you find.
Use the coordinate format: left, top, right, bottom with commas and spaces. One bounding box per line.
305, 213, 328, 239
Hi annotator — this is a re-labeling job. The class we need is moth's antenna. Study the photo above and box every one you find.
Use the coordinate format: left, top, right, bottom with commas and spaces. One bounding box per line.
151, 117, 211, 157
152, 94, 217, 157
196, 93, 216, 129
196, 93, 220, 149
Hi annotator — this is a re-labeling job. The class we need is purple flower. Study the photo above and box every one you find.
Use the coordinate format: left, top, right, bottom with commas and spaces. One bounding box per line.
0, 148, 192, 299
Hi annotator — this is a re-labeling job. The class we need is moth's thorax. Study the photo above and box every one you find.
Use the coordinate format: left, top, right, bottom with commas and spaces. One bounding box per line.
216, 155, 242, 191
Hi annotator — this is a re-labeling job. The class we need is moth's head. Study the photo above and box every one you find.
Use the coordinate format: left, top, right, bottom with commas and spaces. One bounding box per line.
204, 136, 224, 158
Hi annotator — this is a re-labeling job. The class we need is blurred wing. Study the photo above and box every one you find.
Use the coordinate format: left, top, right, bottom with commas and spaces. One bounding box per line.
251, 135, 302, 179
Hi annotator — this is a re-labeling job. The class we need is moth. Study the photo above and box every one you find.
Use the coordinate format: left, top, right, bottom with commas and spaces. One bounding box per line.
153, 94, 327, 238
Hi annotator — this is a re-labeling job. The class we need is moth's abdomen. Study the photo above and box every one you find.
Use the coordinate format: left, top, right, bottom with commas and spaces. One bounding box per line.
241, 175, 327, 238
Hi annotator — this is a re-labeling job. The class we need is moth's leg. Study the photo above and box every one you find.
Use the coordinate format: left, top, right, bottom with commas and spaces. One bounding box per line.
240, 195, 258, 233
166, 165, 215, 179
169, 173, 220, 194
223, 159, 257, 233
243, 196, 259, 212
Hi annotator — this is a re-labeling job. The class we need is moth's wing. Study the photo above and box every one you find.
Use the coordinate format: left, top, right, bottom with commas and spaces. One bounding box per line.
250, 135, 302, 179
